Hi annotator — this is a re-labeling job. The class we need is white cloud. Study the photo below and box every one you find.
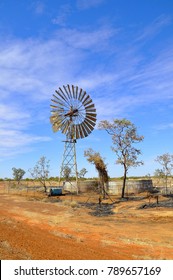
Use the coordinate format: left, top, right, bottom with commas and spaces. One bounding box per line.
76, 72, 118, 91
136, 14, 172, 42
52, 4, 72, 26
0, 129, 50, 148
58, 26, 116, 50
0, 127, 51, 159
0, 26, 117, 102
0, 103, 31, 131
76, 0, 105, 10
0, 104, 29, 120
31, 1, 45, 15
154, 123, 173, 131
0, 103, 51, 159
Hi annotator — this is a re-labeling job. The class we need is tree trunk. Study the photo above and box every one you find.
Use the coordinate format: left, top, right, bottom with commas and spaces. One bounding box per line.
42, 181, 47, 193
165, 175, 168, 194
121, 167, 127, 198
102, 179, 106, 199
100, 177, 106, 198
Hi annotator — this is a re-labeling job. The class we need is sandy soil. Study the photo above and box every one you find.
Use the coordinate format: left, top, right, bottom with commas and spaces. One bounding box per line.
0, 188, 173, 260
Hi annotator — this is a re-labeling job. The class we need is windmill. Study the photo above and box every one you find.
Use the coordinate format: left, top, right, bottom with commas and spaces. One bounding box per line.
50, 84, 96, 193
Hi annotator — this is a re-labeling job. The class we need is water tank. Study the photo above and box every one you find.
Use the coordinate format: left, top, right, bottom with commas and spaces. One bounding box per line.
49, 188, 62, 196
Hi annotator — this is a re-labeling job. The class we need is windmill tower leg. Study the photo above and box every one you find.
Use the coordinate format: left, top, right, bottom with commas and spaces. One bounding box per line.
59, 140, 78, 194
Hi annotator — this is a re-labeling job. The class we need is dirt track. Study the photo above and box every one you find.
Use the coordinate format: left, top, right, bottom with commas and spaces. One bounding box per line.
0, 191, 173, 260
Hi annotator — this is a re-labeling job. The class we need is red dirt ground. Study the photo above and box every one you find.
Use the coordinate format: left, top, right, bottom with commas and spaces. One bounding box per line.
0, 188, 173, 260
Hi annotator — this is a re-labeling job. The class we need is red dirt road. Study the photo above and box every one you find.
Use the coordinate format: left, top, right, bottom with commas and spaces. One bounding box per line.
0, 192, 173, 260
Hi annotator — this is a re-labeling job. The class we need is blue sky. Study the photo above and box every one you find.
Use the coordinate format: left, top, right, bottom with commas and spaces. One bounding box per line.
0, 0, 173, 179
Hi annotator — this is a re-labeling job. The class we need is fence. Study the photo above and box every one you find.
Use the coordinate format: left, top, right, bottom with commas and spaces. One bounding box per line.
1, 179, 172, 196
0, 181, 44, 195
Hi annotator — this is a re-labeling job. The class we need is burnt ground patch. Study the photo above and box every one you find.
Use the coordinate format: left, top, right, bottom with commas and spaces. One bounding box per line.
79, 202, 115, 217
138, 197, 173, 209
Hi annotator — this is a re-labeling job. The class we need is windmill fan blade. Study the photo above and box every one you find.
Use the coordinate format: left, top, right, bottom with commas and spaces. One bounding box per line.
76, 125, 82, 138
51, 99, 64, 107
62, 120, 70, 134
86, 117, 96, 126
52, 95, 69, 109
63, 85, 71, 100
78, 88, 83, 101
86, 108, 96, 113
75, 86, 78, 100
56, 90, 70, 107
86, 114, 96, 122
78, 124, 85, 138
72, 85, 75, 99
85, 103, 95, 110
82, 123, 93, 135
86, 113, 97, 118
81, 91, 87, 103
82, 94, 90, 105
80, 123, 88, 137
67, 84, 73, 100
50, 104, 58, 109
75, 126, 80, 139
81, 122, 90, 135
79, 91, 87, 102
83, 98, 93, 107
59, 87, 67, 97
83, 119, 94, 131
80, 124, 87, 138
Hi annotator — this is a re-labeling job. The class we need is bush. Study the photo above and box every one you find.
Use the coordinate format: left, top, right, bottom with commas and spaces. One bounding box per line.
70, 201, 79, 208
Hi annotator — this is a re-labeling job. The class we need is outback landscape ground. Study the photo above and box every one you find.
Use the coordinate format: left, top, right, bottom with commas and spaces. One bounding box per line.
0, 181, 173, 260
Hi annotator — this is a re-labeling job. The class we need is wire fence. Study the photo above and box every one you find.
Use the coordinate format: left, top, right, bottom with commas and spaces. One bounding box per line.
0, 181, 45, 195
0, 179, 173, 197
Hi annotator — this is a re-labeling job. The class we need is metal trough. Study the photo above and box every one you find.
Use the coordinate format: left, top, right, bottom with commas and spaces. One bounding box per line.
49, 187, 62, 196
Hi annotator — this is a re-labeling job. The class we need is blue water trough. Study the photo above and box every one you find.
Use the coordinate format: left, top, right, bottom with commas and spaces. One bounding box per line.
49, 187, 63, 196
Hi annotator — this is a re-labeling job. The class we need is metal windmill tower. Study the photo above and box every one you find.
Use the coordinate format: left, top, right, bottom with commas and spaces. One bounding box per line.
50, 84, 96, 193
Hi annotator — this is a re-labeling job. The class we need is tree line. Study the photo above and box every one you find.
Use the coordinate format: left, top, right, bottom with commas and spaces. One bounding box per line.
8, 118, 173, 198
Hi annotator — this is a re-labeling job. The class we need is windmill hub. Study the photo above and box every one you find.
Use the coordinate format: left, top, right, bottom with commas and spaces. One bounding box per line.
64, 108, 78, 118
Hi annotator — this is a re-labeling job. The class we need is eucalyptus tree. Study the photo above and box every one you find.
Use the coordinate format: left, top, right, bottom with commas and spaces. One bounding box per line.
12, 168, 25, 185
78, 168, 88, 178
29, 156, 50, 192
154, 168, 165, 186
63, 166, 71, 180
99, 118, 144, 198
155, 153, 173, 193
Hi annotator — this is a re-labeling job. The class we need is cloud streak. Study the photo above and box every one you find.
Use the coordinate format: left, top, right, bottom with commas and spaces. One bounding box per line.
76, 0, 105, 10
136, 14, 172, 42
0, 103, 51, 159
52, 4, 72, 26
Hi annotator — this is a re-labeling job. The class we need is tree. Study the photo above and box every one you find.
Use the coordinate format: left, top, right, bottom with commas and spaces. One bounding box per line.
84, 148, 109, 198
63, 166, 71, 180
155, 153, 173, 193
99, 118, 144, 198
12, 168, 25, 184
154, 168, 165, 187
29, 156, 50, 192
154, 168, 165, 178
78, 168, 88, 178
